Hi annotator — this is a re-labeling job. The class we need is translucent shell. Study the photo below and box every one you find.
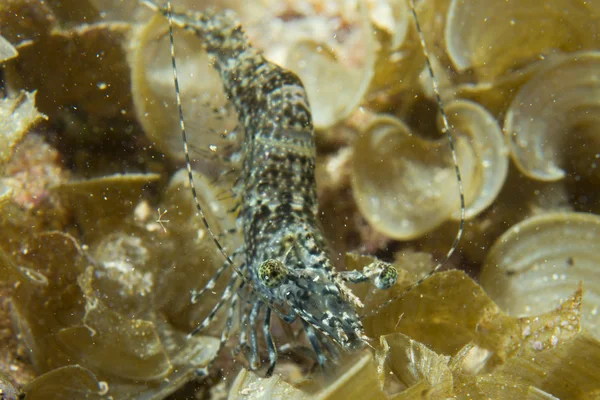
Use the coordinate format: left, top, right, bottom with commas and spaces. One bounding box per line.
351, 115, 464, 240
351, 100, 506, 239
284, 2, 375, 129
130, 13, 238, 162
445, 0, 600, 80
446, 100, 508, 220
504, 51, 600, 181
480, 212, 600, 339
366, 0, 440, 107
366, 0, 409, 50
286, 37, 375, 130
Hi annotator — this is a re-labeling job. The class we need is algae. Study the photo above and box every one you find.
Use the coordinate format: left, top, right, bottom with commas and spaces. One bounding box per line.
0, 0, 599, 399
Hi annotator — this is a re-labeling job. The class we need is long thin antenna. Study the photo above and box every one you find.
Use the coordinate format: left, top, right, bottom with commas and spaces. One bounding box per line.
164, 0, 241, 277
152, 0, 293, 321
364, 0, 465, 317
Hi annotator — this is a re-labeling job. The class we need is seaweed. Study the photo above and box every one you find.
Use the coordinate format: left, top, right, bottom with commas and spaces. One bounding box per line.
0, 0, 599, 398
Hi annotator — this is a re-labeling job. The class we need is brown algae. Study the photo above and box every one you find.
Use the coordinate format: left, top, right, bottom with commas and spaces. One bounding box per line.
0, 0, 599, 398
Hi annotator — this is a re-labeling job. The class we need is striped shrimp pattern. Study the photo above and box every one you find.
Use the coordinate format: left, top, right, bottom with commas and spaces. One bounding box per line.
143, 0, 463, 377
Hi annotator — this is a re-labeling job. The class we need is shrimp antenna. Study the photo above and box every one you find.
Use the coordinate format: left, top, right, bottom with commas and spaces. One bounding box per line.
141, 0, 293, 315
363, 0, 465, 318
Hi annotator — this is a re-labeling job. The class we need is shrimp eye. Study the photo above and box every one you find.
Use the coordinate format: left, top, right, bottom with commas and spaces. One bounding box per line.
375, 263, 398, 289
283, 234, 295, 244
258, 259, 288, 288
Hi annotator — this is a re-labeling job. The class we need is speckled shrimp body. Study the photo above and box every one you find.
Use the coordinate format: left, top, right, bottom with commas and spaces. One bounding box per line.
144, 1, 399, 376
